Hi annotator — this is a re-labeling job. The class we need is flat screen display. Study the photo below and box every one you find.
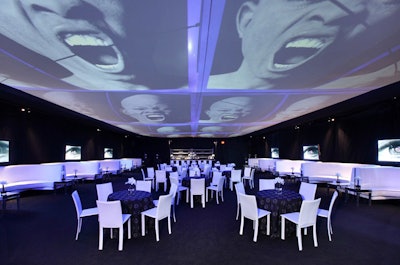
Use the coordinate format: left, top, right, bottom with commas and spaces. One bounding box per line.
104, 148, 113, 159
378, 139, 400, 162
271, 147, 279, 159
303, 145, 320, 160
65, 145, 81, 161
0, 1, 399, 138
0, 140, 10, 163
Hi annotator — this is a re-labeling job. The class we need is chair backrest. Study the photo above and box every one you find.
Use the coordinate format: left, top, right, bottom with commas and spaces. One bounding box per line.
238, 193, 258, 220
231, 169, 242, 182
298, 198, 321, 228
211, 171, 222, 185
96, 182, 113, 201
180, 168, 188, 178
189, 168, 200, 177
96, 200, 123, 227
141, 168, 146, 180
243, 167, 252, 177
147, 167, 155, 178
259, 179, 275, 191
169, 171, 179, 179
156, 193, 173, 219
169, 183, 178, 202
71, 190, 83, 216
235, 182, 245, 204
169, 175, 180, 186
299, 182, 317, 200
155, 170, 167, 181
190, 178, 205, 195
216, 176, 225, 191
136, 180, 152, 193
327, 191, 339, 215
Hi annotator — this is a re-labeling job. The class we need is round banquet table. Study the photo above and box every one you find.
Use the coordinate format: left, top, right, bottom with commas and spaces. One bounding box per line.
256, 189, 303, 238
108, 190, 155, 238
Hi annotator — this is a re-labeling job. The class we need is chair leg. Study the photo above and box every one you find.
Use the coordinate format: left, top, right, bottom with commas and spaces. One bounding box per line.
239, 215, 244, 235
266, 215, 270, 236
186, 190, 189, 203
168, 216, 172, 234
141, 214, 146, 236
236, 203, 240, 220
202, 194, 205, 208
253, 220, 259, 242
172, 204, 176, 222
328, 217, 332, 241
99, 227, 103, 250
118, 226, 123, 251
313, 225, 318, 247
155, 220, 159, 242
127, 219, 131, 239
206, 189, 209, 202
76, 218, 82, 240
281, 216, 286, 240
216, 191, 219, 204
191, 195, 194, 208
297, 226, 303, 251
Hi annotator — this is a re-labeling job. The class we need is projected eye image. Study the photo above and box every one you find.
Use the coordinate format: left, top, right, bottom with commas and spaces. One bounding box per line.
65, 145, 81, 161
0, 140, 10, 163
378, 139, 400, 162
303, 145, 320, 160
104, 148, 113, 159
0, 1, 399, 138
271, 148, 279, 159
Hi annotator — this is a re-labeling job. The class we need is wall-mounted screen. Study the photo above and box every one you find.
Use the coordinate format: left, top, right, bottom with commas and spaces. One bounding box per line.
378, 139, 400, 162
65, 145, 81, 160
271, 147, 279, 159
303, 145, 320, 160
0, 140, 10, 163
104, 148, 113, 159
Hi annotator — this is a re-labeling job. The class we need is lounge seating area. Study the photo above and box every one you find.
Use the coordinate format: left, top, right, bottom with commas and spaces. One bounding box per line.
0, 158, 142, 193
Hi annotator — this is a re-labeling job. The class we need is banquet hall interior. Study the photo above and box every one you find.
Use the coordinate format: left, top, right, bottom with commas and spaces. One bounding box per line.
1, 1, 400, 264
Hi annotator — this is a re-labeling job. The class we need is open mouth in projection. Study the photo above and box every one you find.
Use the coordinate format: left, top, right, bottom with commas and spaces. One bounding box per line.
62, 33, 125, 72
273, 37, 331, 71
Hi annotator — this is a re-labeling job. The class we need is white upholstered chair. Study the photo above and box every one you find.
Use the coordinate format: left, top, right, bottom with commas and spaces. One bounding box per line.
230, 169, 242, 191
259, 179, 276, 191
299, 182, 317, 200
190, 178, 205, 208
235, 182, 245, 220
155, 170, 167, 192
242, 167, 255, 189
141, 193, 173, 241
145, 167, 155, 189
135, 180, 152, 193
238, 193, 271, 242
71, 190, 98, 240
154, 183, 178, 222
169, 175, 189, 205
318, 191, 338, 241
96, 200, 131, 251
96, 182, 113, 201
281, 198, 321, 251
206, 176, 225, 204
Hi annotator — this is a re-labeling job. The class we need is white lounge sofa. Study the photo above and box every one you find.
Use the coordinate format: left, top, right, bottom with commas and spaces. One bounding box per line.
0, 164, 63, 192
99, 159, 121, 174
64, 160, 100, 181
301, 161, 363, 183
275, 159, 304, 176
352, 166, 400, 200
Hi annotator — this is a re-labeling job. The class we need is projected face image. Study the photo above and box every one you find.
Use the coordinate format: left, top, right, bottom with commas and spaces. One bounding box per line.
0, 140, 10, 163
303, 145, 320, 160
0, 1, 153, 91
201, 97, 252, 123
378, 139, 400, 162
65, 145, 81, 160
209, 0, 400, 89
121, 95, 171, 123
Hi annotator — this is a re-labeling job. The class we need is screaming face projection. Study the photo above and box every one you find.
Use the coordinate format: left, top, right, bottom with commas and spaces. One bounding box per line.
0, 1, 399, 138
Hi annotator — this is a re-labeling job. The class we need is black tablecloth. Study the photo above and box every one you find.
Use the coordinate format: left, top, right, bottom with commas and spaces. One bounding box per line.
108, 190, 155, 238
256, 189, 302, 238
